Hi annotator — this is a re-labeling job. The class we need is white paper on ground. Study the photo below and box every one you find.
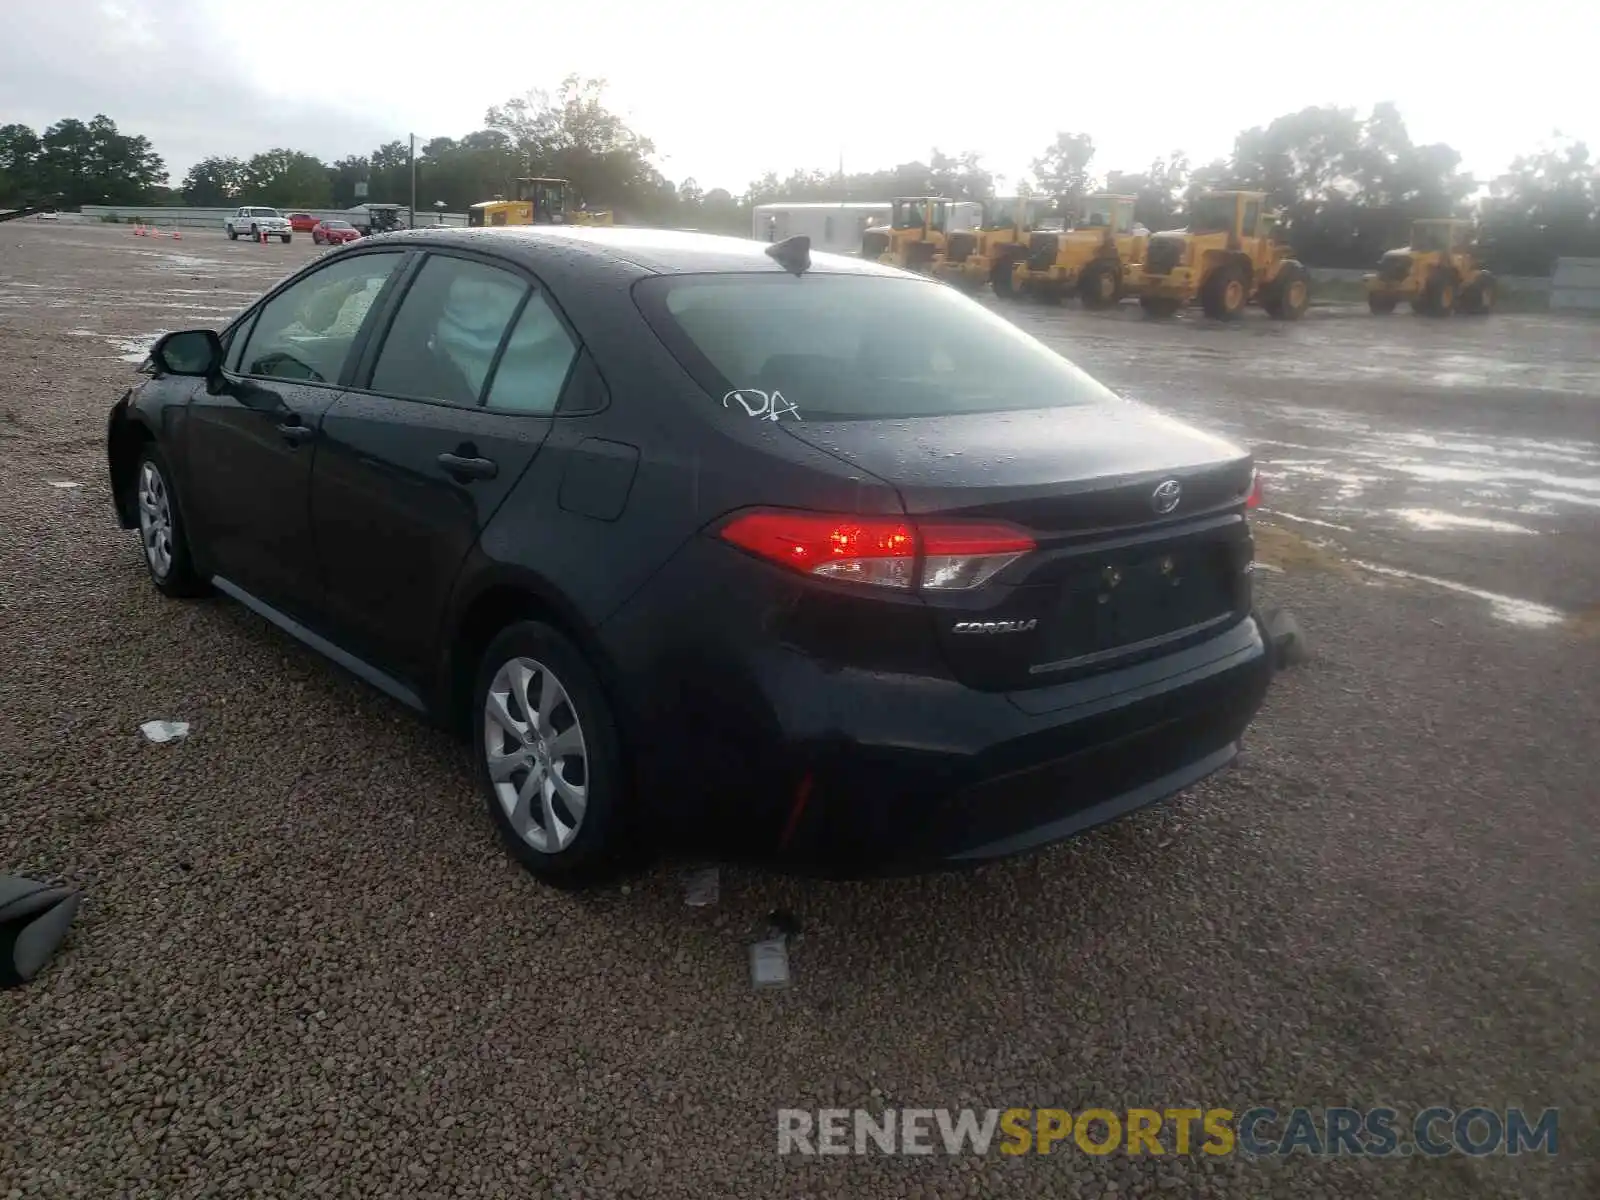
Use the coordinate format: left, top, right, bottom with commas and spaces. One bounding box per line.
140, 720, 190, 744
750, 937, 790, 988
684, 867, 720, 907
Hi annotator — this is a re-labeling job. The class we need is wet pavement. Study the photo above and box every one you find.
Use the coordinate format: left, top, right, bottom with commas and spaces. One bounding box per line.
1004, 301, 1600, 620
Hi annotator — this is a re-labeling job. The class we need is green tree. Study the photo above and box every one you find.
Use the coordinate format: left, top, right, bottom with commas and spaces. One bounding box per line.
182, 155, 248, 206
1030, 132, 1096, 209
34, 115, 165, 206
243, 148, 332, 207
0, 123, 43, 205
485, 75, 670, 220
1481, 138, 1600, 274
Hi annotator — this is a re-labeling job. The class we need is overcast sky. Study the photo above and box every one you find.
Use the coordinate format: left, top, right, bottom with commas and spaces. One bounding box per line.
3, 0, 1593, 194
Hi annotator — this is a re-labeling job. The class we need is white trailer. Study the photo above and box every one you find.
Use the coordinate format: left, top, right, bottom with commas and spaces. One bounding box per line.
751, 202, 892, 255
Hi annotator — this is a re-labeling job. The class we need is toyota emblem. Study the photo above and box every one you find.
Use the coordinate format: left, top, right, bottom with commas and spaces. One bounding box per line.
1151, 479, 1182, 514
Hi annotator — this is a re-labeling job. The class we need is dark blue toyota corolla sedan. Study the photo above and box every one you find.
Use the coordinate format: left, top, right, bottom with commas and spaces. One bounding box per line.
106, 226, 1272, 887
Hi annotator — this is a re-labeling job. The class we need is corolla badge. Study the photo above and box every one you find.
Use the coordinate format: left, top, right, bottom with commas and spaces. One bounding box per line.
1151, 478, 1182, 515
952, 619, 1038, 635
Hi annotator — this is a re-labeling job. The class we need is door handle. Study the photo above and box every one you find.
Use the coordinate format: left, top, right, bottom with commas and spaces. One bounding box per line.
437, 452, 498, 481
278, 419, 315, 446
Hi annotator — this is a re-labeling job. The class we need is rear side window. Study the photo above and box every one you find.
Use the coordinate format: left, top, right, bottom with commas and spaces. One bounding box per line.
636, 273, 1115, 421
369, 255, 528, 406
484, 292, 578, 414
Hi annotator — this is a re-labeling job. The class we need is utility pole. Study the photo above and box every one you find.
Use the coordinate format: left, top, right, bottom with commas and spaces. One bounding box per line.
408, 133, 417, 230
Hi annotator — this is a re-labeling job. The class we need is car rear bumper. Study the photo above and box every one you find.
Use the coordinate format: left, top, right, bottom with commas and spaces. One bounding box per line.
600, 542, 1273, 875
774, 614, 1268, 874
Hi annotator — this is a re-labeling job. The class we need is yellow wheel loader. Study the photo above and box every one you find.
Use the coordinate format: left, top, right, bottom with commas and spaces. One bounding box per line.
1125, 191, 1311, 321
468, 178, 615, 228
860, 197, 983, 274
1364, 219, 1493, 316
930, 198, 1040, 298
1013, 194, 1148, 310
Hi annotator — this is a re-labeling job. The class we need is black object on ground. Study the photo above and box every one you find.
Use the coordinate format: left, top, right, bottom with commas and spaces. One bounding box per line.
0, 875, 82, 988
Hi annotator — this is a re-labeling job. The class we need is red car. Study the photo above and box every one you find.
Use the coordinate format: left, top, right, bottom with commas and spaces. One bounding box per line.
287, 212, 318, 233
312, 219, 362, 245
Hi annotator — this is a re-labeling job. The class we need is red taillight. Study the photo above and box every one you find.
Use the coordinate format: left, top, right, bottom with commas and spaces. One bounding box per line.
717, 509, 1034, 591
1246, 468, 1263, 509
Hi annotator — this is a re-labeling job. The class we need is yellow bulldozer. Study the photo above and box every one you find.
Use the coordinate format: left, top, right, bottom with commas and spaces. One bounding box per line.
1364, 218, 1494, 316
1013, 194, 1149, 309
860, 196, 984, 273
468, 177, 615, 228
1125, 190, 1310, 320
930, 197, 1040, 297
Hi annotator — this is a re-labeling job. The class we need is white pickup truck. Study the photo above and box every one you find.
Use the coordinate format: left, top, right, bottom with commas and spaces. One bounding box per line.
225, 206, 293, 243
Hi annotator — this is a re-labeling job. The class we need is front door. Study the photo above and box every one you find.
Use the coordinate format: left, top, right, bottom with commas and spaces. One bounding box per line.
310, 250, 581, 682
183, 248, 409, 620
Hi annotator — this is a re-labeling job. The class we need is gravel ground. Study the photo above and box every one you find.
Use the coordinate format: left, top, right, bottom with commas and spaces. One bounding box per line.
2, 225, 1596, 1198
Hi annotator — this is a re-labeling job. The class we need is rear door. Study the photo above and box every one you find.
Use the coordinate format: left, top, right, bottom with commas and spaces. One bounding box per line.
183, 248, 410, 619
309, 249, 582, 682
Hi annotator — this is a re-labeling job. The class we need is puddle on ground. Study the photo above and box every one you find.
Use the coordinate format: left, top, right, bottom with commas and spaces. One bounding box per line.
107, 334, 165, 363
1353, 561, 1566, 629
1389, 508, 1537, 535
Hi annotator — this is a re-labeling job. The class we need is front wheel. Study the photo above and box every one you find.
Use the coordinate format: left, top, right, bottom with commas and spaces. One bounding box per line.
280, 234, 292, 244
1416, 272, 1457, 317
133, 445, 209, 598
1368, 294, 1398, 314
472, 621, 630, 889
1264, 263, 1310, 320
1202, 265, 1248, 320
1078, 261, 1121, 310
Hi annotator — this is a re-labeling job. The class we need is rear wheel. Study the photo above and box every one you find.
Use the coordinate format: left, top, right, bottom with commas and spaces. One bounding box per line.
226, 226, 238, 241
1078, 260, 1121, 310
1458, 272, 1495, 316
1264, 263, 1310, 320
1140, 296, 1181, 319
1202, 264, 1248, 320
472, 621, 629, 889
1368, 294, 1398, 314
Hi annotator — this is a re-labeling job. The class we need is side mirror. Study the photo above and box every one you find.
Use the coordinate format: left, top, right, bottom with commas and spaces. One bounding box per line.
151, 329, 222, 377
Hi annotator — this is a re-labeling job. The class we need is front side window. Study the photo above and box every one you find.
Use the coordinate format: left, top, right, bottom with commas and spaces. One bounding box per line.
638, 273, 1116, 422
368, 255, 528, 406
235, 251, 403, 383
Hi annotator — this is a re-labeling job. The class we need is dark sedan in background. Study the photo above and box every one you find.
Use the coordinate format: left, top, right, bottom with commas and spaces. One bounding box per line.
105, 226, 1272, 888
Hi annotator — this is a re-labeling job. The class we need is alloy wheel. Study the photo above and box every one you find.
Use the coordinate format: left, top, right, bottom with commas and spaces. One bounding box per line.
137, 460, 174, 579
483, 656, 589, 853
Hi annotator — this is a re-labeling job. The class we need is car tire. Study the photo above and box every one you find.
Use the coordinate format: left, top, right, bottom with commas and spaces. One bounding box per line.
1368, 294, 1397, 314
133, 444, 209, 599
281, 234, 292, 244
227, 226, 238, 240
472, 620, 629, 889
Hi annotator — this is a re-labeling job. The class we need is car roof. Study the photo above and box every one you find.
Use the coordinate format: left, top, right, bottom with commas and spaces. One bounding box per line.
360, 225, 904, 278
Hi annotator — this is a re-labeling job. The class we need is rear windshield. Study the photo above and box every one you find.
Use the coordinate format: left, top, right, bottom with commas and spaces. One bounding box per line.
250, 207, 281, 217
635, 273, 1113, 421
